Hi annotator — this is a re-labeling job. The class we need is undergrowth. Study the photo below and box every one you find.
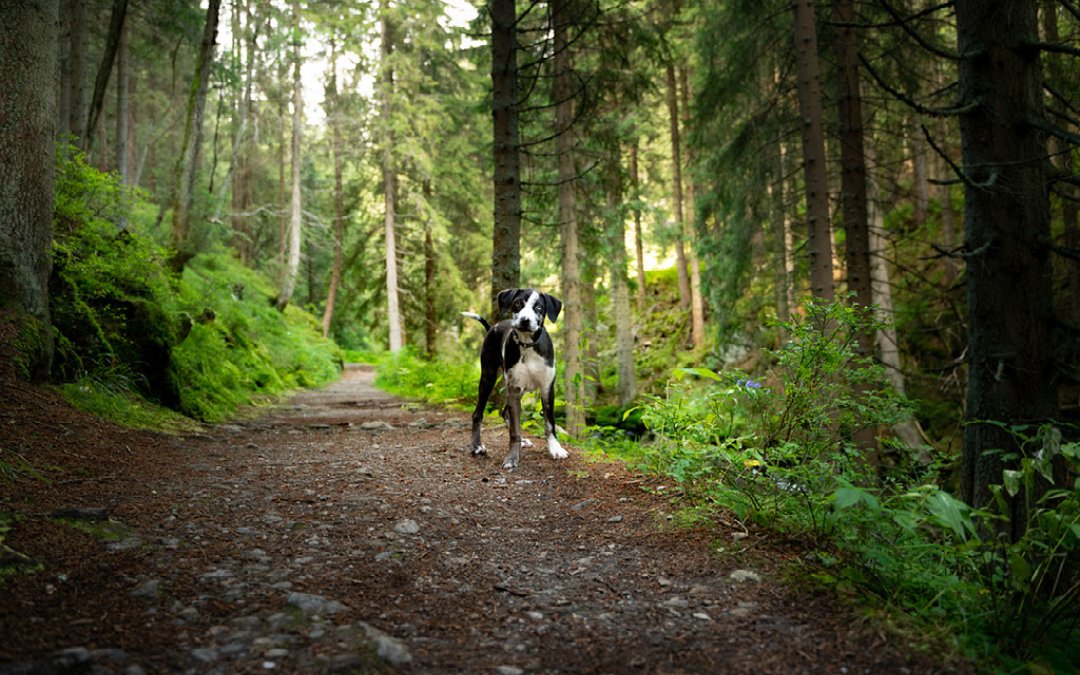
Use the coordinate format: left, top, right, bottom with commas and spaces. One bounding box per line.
50, 144, 342, 427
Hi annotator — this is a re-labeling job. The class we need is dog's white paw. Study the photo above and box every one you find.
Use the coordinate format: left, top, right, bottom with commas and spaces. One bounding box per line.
520, 437, 534, 448
502, 456, 519, 470
471, 444, 487, 456
548, 438, 569, 460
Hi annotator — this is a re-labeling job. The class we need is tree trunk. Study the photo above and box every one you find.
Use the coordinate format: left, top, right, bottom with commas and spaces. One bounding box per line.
489, 0, 522, 317
381, 3, 403, 352
630, 142, 647, 314
217, 0, 256, 224
115, 17, 129, 184
679, 67, 706, 349
554, 0, 585, 436
170, 0, 221, 267
791, 0, 834, 301
85, 0, 129, 159
67, 0, 88, 147
276, 8, 303, 311
665, 64, 691, 312
607, 172, 637, 406
769, 137, 791, 324
955, 0, 1058, 528
0, 0, 58, 381
322, 37, 345, 338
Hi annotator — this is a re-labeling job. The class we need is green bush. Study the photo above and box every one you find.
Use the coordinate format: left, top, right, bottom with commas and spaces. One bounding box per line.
374, 348, 480, 408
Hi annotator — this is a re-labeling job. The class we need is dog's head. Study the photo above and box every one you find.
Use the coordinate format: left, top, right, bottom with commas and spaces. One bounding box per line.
497, 288, 562, 333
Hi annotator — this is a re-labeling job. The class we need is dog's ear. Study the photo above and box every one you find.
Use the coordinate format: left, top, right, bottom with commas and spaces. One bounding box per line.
543, 294, 563, 323
497, 288, 519, 317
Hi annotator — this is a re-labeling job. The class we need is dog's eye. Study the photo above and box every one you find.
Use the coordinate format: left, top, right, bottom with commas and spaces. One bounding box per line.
513, 301, 524, 310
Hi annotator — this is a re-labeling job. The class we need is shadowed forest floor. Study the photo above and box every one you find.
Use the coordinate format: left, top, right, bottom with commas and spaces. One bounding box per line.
0, 363, 962, 673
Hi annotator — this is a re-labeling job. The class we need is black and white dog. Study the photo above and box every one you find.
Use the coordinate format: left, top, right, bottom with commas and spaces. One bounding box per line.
462, 288, 567, 470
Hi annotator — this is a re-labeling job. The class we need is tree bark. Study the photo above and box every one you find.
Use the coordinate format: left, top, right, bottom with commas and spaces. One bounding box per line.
115, 17, 129, 185
554, 0, 585, 435
665, 64, 691, 312
607, 170, 637, 406
489, 0, 522, 317
769, 137, 792, 325
322, 37, 345, 338
381, 2, 403, 352
630, 142, 647, 314
0, 0, 58, 381
679, 67, 706, 349
275, 6, 303, 311
67, 0, 88, 146
170, 0, 221, 267
955, 0, 1058, 527
791, 0, 834, 301
85, 0, 129, 158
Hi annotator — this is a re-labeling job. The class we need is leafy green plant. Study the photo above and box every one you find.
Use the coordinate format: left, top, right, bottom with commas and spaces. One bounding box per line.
373, 348, 481, 408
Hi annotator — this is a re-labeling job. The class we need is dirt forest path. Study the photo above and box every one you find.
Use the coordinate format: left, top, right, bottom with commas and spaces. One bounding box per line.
1, 365, 948, 674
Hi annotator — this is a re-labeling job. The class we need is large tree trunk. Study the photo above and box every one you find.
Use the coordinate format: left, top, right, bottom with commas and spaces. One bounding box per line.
665, 64, 692, 312
554, 0, 585, 436
0, 0, 58, 381
85, 0, 129, 159
276, 7, 302, 311
381, 3, 403, 352
955, 0, 1058, 529
322, 37, 345, 338
630, 142, 647, 314
489, 0, 521, 317
170, 0, 221, 267
607, 171, 637, 406
791, 0, 834, 301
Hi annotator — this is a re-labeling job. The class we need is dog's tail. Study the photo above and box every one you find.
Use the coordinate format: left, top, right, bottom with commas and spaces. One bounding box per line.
461, 311, 491, 332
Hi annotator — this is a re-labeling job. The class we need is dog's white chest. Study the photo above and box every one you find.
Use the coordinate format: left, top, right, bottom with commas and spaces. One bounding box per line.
505, 350, 553, 392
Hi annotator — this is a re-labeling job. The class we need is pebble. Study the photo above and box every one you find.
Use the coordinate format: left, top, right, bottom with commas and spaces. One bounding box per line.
394, 519, 420, 534
286, 592, 346, 616
728, 569, 762, 583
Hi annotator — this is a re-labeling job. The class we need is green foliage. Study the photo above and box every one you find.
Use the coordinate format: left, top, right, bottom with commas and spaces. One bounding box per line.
373, 348, 480, 408
50, 145, 342, 426
601, 298, 1079, 668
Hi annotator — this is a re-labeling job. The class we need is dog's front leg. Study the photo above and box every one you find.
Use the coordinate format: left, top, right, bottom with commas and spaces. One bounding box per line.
502, 386, 524, 470
542, 381, 568, 460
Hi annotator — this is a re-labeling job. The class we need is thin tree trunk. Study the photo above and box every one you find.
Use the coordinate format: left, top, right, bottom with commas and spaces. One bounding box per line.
85, 0, 129, 158
67, 0, 88, 147
608, 171, 637, 406
116, 18, 129, 185
769, 138, 791, 324
425, 207, 436, 358
489, 0, 522, 317
217, 0, 256, 223
679, 67, 706, 348
275, 9, 303, 311
791, 0, 834, 301
58, 2, 72, 141
381, 2, 403, 352
630, 142, 646, 314
170, 0, 221, 267
0, 0, 59, 381
665, 64, 691, 312
322, 37, 345, 338
554, 0, 584, 435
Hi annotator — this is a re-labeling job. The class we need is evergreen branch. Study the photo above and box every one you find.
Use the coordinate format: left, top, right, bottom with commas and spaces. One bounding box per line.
872, 0, 959, 60
920, 124, 984, 191
827, 1, 950, 30
1024, 41, 1080, 59
1027, 118, 1080, 148
1051, 244, 1080, 264
860, 55, 977, 118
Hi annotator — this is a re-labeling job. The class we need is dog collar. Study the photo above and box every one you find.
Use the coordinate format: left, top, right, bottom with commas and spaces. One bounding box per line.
514, 330, 540, 350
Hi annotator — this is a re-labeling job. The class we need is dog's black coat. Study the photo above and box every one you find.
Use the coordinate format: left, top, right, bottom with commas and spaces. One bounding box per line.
463, 288, 566, 469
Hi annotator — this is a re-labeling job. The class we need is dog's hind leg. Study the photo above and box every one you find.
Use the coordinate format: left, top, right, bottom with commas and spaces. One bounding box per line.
542, 381, 568, 460
470, 370, 498, 456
